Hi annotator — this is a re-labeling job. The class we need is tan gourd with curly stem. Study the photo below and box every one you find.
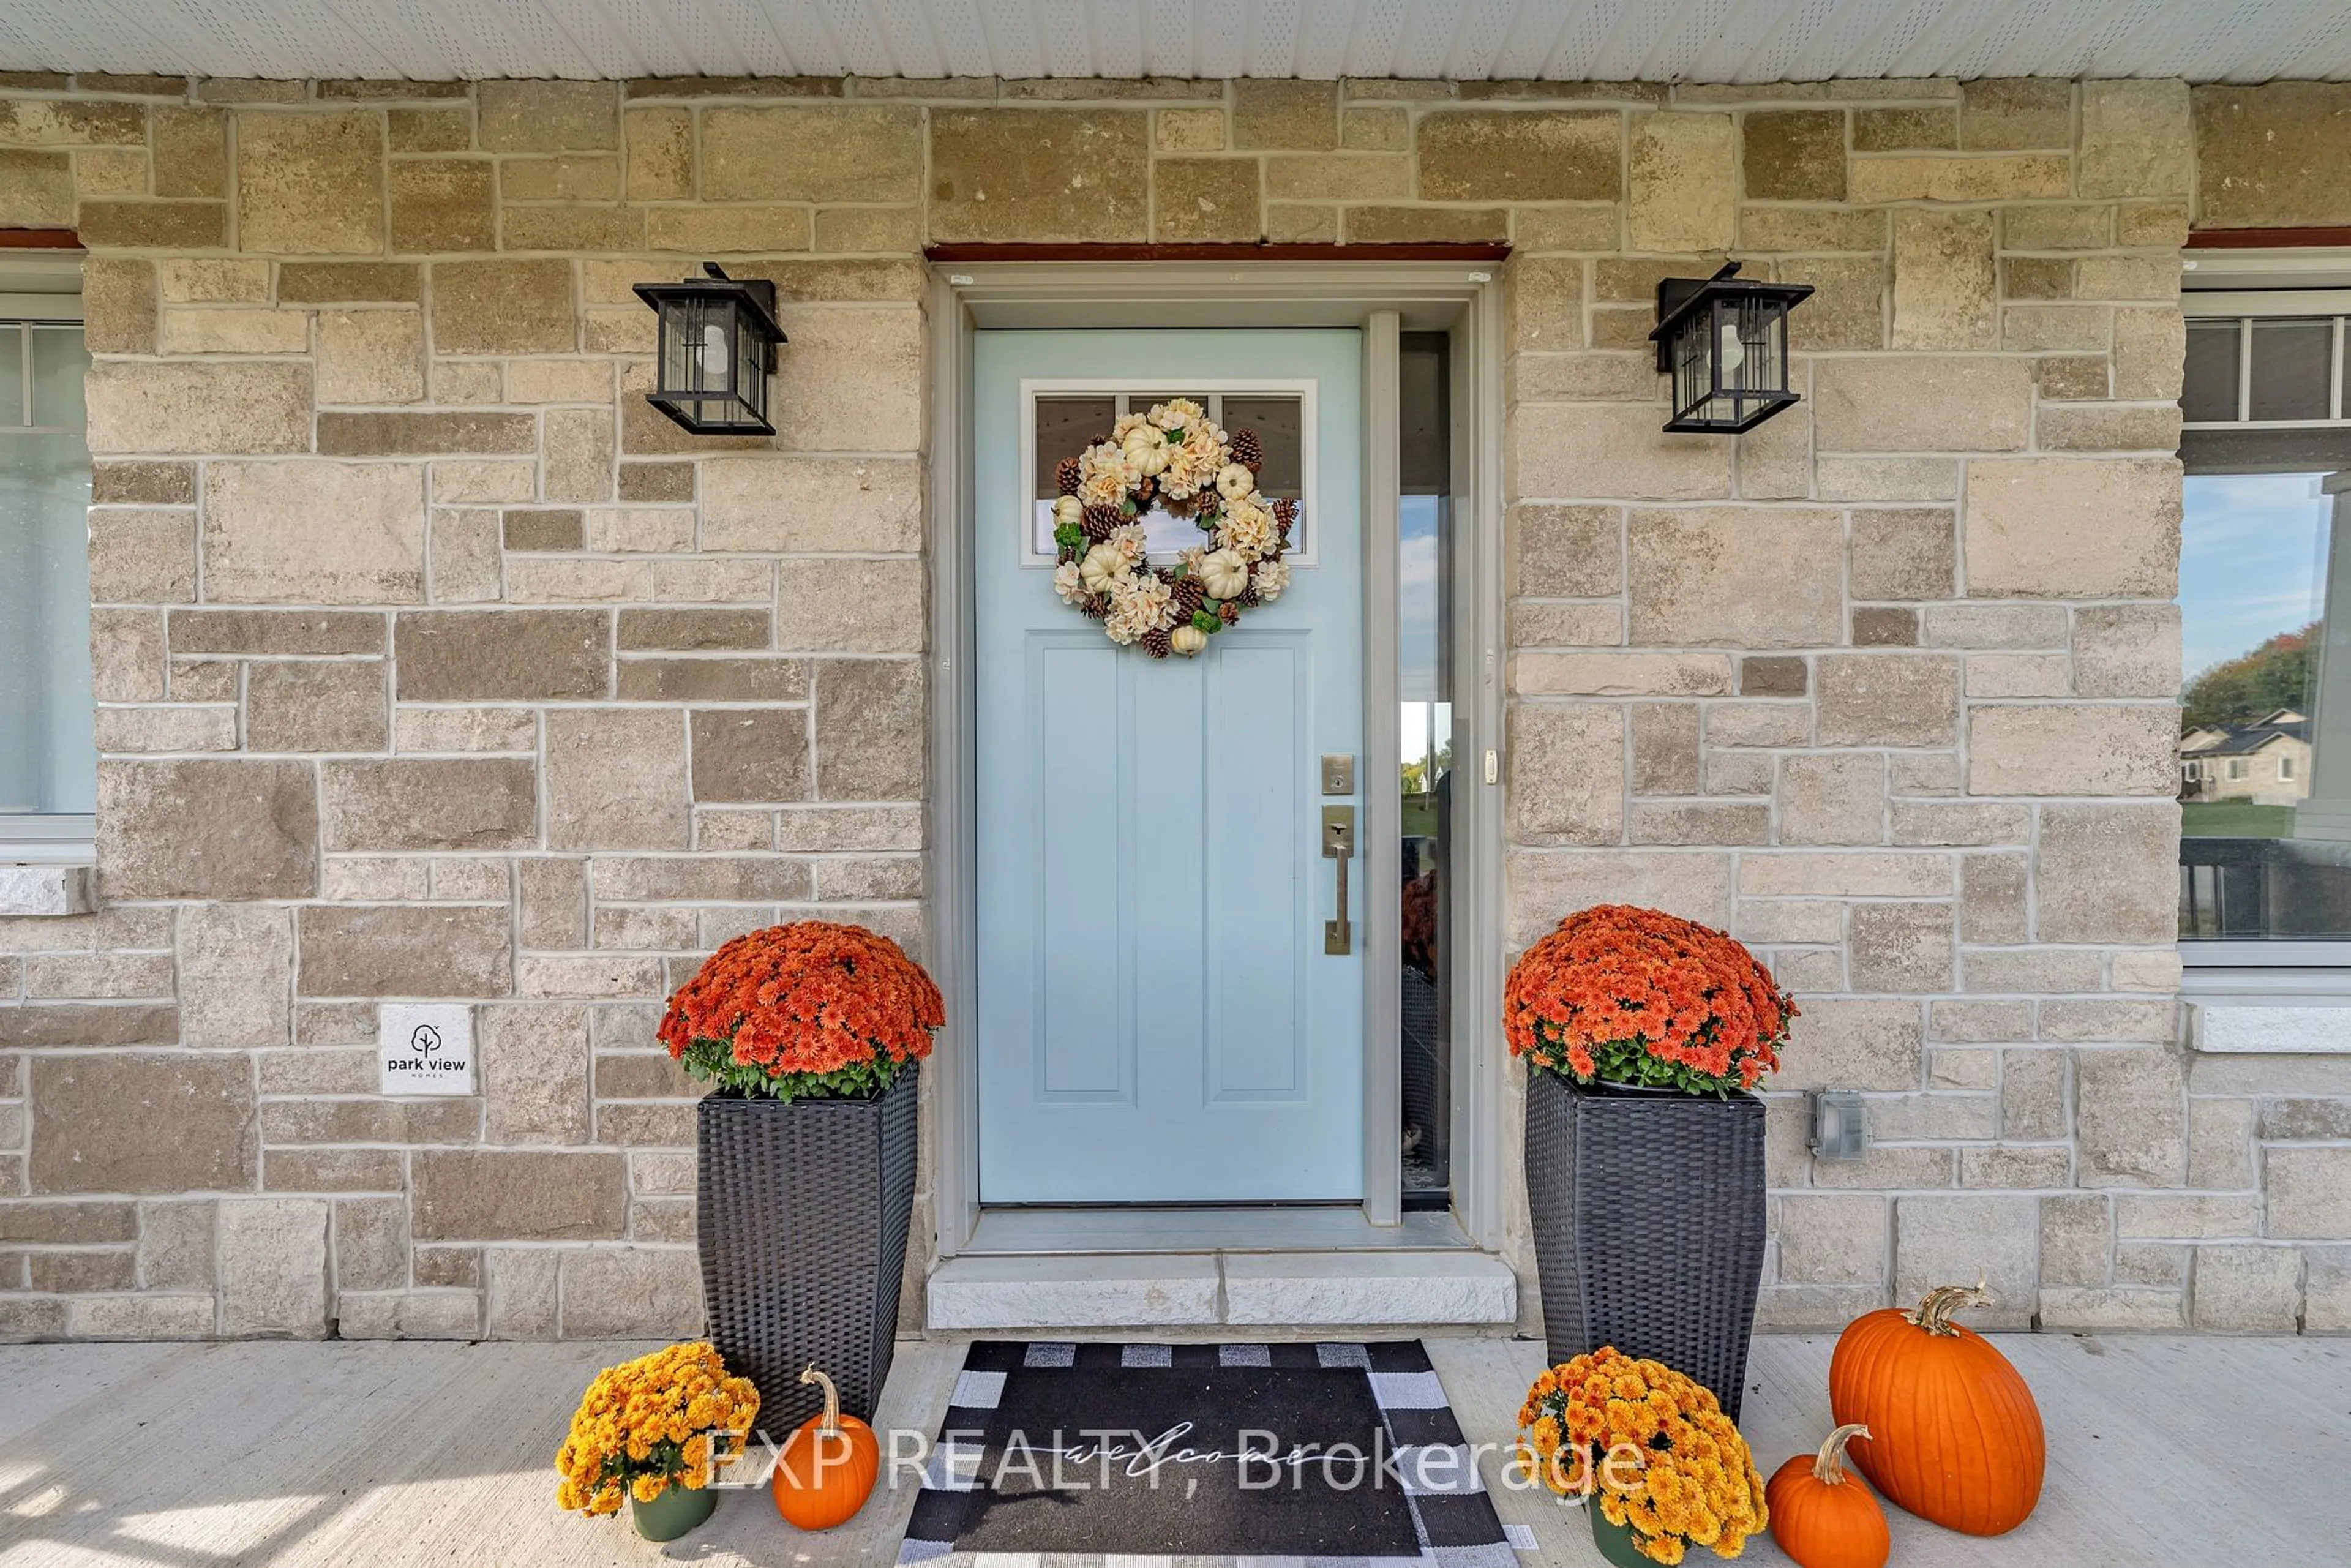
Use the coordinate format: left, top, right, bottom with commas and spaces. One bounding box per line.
1766, 1424, 1891, 1568
771, 1365, 879, 1531
1828, 1280, 2046, 1536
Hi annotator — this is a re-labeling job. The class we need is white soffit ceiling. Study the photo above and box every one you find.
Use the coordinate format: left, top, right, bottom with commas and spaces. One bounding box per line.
1, 1, 2348, 84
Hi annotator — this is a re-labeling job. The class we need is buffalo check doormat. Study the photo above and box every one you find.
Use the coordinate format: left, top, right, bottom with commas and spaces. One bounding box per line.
896, 1340, 1517, 1567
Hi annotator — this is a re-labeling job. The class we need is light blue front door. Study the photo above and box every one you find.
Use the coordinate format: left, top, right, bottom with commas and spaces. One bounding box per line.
975, 329, 1365, 1203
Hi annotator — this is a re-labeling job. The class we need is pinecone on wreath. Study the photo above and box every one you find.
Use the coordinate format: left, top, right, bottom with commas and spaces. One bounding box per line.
1238, 582, 1262, 607
1079, 594, 1109, 620
1082, 505, 1122, 541
1218, 601, 1241, 626
1172, 577, 1205, 616
1141, 627, 1173, 659
1231, 428, 1263, 471
1272, 496, 1299, 531
1054, 455, 1082, 496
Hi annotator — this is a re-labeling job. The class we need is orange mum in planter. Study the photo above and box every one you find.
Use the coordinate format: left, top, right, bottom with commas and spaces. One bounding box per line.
1504, 904, 1792, 1095
660, 921, 944, 1101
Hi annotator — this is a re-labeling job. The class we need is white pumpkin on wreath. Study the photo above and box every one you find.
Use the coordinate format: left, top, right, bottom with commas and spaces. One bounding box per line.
1047, 398, 1298, 658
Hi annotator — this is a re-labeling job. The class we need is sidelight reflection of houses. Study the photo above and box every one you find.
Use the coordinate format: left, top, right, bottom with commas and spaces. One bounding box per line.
2180, 708, 2311, 805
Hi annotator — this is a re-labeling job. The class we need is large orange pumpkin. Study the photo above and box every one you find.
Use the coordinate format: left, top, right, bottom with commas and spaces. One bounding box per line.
772, 1365, 879, 1530
1828, 1282, 2045, 1536
1767, 1424, 1890, 1568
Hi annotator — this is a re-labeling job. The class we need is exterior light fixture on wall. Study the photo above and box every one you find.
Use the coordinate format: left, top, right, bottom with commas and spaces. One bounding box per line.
1650, 261, 1813, 434
632, 262, 787, 435
1808, 1090, 1870, 1161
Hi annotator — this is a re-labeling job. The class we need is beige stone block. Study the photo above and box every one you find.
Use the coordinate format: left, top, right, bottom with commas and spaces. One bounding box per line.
1741, 110, 1845, 201
2001, 204, 2110, 252
479, 1003, 590, 1145
1624, 704, 1695, 795
1848, 508, 1954, 602
91, 703, 231, 752
1346, 205, 1510, 244
689, 709, 811, 805
0, 148, 74, 225
1507, 255, 1584, 355
700, 103, 921, 203
1779, 753, 1885, 846
422, 508, 497, 602
1775, 997, 1924, 1092
1505, 849, 1733, 943
1734, 405, 1812, 501
560, 1246, 703, 1336
1513, 403, 1729, 501
234, 111, 384, 254
1891, 210, 1995, 351
1960, 78, 2072, 150
1628, 112, 1732, 252
812, 206, 921, 255
1231, 80, 1337, 151
774, 557, 925, 654
247, 660, 387, 753
544, 707, 689, 850
2193, 83, 2351, 228
541, 405, 615, 503
2191, 1245, 2302, 1332
312, 309, 424, 405
70, 146, 143, 201
2036, 402, 2181, 453
2034, 803, 2183, 945
86, 361, 310, 457
75, 199, 228, 250
762, 306, 924, 454
2110, 307, 2186, 402
201, 461, 424, 605
430, 260, 573, 356
1847, 154, 2069, 203
1777, 1194, 1891, 1285
498, 154, 618, 203
1965, 456, 2180, 592
0, 99, 148, 146
1854, 105, 1956, 152
1850, 901, 1955, 993
2073, 603, 2180, 698
89, 610, 165, 703
1157, 107, 1226, 152
1963, 653, 2068, 698
774, 805, 922, 854
1511, 352, 1655, 403
1738, 206, 1883, 255
1813, 357, 2031, 452
1895, 1195, 2039, 1328
617, 106, 690, 201
1777, 255, 1881, 353
158, 258, 269, 305
1511, 602, 1622, 648
279, 261, 421, 305
1967, 704, 2176, 797
1512, 653, 1730, 697
1155, 157, 1263, 241
2074, 257, 2181, 304
645, 204, 810, 253
413, 1149, 626, 1240
321, 758, 536, 852
431, 459, 536, 505
214, 1198, 331, 1338
29, 1054, 256, 1195
929, 108, 1147, 242
811, 659, 925, 803
1815, 458, 1957, 505
296, 903, 511, 997
1814, 653, 1960, 748
2001, 303, 2109, 353
1624, 507, 1842, 648
96, 759, 317, 899
389, 158, 495, 252
1740, 852, 1952, 901
478, 81, 616, 153
2078, 1047, 2188, 1188
388, 104, 471, 154
1507, 705, 1624, 846
1509, 204, 1619, 253
1416, 110, 1620, 201
156, 307, 306, 356
2079, 80, 2191, 200
1629, 802, 1769, 845
88, 509, 195, 604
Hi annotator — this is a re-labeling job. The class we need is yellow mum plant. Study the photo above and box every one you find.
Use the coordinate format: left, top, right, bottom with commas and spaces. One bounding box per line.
1517, 1346, 1769, 1565
555, 1341, 760, 1516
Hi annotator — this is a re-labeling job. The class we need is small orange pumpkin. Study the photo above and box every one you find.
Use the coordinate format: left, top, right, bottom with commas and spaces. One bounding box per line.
1767, 1424, 1890, 1568
1829, 1281, 2045, 1536
771, 1365, 879, 1531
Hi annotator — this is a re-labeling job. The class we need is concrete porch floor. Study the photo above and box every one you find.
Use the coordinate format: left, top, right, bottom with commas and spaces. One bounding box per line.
1, 1334, 2342, 1566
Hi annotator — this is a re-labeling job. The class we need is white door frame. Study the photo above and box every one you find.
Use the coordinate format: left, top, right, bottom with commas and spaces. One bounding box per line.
924, 261, 1507, 1256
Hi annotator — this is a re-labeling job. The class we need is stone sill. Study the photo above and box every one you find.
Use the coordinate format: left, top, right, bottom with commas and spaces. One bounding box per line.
0, 865, 95, 917
2187, 1000, 2351, 1054
928, 1250, 1518, 1331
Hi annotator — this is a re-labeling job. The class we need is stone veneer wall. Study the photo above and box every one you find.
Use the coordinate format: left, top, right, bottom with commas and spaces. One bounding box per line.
0, 71, 2345, 1341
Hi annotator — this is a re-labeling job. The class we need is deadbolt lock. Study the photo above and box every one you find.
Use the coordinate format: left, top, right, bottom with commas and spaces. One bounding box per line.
1321, 754, 1355, 795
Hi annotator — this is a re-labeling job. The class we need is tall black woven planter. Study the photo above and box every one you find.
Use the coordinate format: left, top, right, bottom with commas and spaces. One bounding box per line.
697, 1062, 918, 1435
1524, 1067, 1766, 1422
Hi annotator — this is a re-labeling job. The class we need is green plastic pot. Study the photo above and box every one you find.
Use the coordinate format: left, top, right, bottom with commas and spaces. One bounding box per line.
1588, 1497, 1662, 1568
631, 1480, 718, 1542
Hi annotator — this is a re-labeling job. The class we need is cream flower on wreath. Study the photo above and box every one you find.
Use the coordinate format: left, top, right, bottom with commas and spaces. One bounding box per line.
1252, 559, 1291, 602
1052, 560, 1086, 603
1078, 445, 1128, 509
1104, 572, 1174, 644
1216, 463, 1256, 501
1079, 540, 1131, 596
1106, 521, 1150, 567
1217, 496, 1277, 562
1151, 398, 1207, 432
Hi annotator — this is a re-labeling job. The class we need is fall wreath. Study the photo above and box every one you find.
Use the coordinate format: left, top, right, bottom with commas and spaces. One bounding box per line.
1046, 398, 1299, 658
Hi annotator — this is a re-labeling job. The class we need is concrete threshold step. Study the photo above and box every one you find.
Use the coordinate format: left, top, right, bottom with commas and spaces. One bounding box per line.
927, 1250, 1517, 1331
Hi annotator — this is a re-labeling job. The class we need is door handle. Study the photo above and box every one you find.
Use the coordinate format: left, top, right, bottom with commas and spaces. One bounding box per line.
1323, 805, 1355, 955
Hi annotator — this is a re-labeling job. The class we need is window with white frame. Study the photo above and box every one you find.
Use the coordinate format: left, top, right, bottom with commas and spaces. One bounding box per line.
2177, 263, 2351, 961
0, 263, 94, 864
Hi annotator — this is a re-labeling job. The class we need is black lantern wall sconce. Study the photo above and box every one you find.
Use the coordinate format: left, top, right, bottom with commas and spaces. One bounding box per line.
633, 263, 788, 435
1649, 261, 1814, 434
